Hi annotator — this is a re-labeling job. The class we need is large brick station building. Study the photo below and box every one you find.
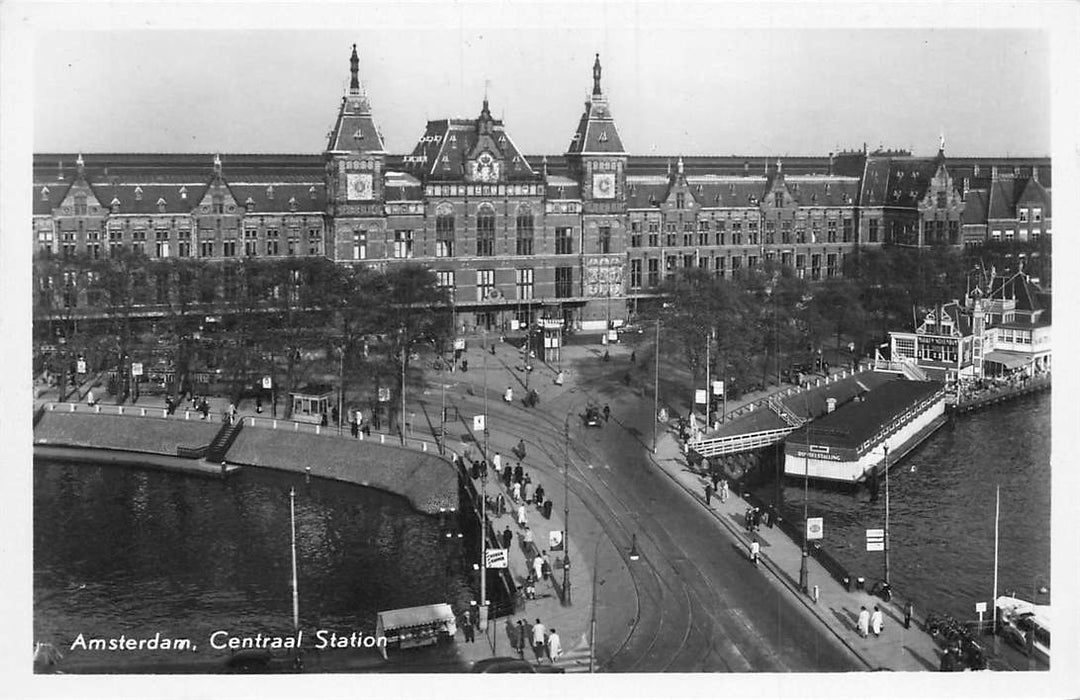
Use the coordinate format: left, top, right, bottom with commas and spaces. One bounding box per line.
32, 46, 1051, 332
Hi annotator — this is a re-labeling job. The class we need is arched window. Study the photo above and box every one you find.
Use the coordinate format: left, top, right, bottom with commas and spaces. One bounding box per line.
476, 203, 495, 256
515, 205, 534, 256
436, 202, 455, 258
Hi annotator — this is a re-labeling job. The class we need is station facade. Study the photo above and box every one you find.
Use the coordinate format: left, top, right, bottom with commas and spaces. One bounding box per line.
32, 46, 1052, 333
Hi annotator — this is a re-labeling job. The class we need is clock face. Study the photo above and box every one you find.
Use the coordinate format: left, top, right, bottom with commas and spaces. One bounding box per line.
593, 172, 616, 200
346, 173, 373, 201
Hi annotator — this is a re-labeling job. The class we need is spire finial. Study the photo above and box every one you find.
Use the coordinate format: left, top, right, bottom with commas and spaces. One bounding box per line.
776, 157, 782, 174
76, 153, 85, 176
939, 132, 946, 153
677, 156, 684, 176
592, 53, 602, 96
349, 44, 360, 94
213, 153, 222, 177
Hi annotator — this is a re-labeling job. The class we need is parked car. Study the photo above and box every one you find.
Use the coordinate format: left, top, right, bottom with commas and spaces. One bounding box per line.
584, 406, 602, 427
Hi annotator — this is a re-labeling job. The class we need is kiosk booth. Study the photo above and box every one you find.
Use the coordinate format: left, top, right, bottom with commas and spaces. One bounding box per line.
289, 384, 334, 425
375, 603, 457, 659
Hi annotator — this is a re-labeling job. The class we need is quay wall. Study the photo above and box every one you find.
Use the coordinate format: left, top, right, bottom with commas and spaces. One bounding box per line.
32, 406, 459, 514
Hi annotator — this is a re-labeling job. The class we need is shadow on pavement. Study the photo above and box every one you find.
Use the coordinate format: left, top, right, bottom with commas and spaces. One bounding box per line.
831, 606, 858, 632
903, 645, 940, 671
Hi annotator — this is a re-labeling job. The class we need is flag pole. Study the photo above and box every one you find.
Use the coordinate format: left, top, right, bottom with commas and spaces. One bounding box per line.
992, 484, 1000, 635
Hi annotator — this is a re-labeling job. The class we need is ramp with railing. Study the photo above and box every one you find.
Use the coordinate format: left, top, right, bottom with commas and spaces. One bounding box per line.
688, 426, 795, 458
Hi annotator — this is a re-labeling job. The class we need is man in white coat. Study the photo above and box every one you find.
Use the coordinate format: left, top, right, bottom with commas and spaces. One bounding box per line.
857, 606, 870, 638
517, 503, 528, 528
533, 553, 544, 582
871, 605, 884, 636
547, 628, 562, 663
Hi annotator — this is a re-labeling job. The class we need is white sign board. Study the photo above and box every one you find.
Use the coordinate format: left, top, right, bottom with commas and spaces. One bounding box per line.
712, 380, 724, 396
866, 528, 885, 552
606, 329, 618, 342
806, 517, 824, 540
974, 601, 987, 614
262, 376, 273, 389
549, 530, 564, 551
694, 389, 708, 405
453, 338, 466, 351
131, 362, 143, 377
473, 414, 486, 432
76, 359, 87, 374
485, 549, 508, 569
378, 387, 390, 402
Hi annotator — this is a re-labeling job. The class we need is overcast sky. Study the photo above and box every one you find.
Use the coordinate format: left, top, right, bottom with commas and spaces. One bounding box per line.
27, 4, 1054, 159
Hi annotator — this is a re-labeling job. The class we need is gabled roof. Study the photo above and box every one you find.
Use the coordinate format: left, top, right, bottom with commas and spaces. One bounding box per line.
405, 111, 537, 182
987, 273, 1043, 312
326, 46, 386, 154
90, 182, 206, 215
962, 189, 989, 225
987, 178, 1018, 220
858, 156, 940, 208
32, 181, 71, 216
781, 176, 860, 207
229, 182, 326, 214
1014, 177, 1051, 217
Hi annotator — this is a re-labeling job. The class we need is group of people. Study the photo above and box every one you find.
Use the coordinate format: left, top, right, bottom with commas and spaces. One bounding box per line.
703, 478, 729, 506
857, 605, 885, 638
743, 505, 774, 532
508, 618, 561, 664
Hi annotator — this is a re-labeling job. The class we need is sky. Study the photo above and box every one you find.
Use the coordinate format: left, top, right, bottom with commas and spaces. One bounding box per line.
25, 3, 1056, 159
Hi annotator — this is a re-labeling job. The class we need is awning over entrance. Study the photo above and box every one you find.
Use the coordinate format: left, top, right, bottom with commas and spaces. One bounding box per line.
983, 351, 1031, 370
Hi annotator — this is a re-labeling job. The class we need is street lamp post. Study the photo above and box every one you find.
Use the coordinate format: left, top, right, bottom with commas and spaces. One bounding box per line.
883, 443, 890, 590
562, 412, 572, 606
652, 319, 660, 454
589, 538, 603, 673
337, 345, 345, 435
799, 430, 810, 594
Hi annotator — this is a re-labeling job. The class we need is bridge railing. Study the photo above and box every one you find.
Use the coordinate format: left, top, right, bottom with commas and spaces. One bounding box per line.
688, 426, 795, 458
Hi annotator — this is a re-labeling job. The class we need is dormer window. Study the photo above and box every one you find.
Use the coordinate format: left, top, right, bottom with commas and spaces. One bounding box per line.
499, 135, 507, 145
449, 134, 457, 143
442, 155, 449, 163
245, 197, 255, 211
811, 193, 817, 204
598, 129, 608, 142
288, 196, 298, 212
558, 186, 565, 198
309, 185, 316, 200
110, 197, 120, 213
134, 186, 143, 201
825, 183, 831, 194
266, 186, 274, 200
40, 186, 49, 201
729, 184, 735, 194
179, 186, 188, 200
157, 197, 167, 213
354, 129, 364, 140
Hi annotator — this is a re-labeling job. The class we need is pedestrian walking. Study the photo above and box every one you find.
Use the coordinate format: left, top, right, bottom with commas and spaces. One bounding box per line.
514, 464, 524, 484
523, 471, 532, 487
517, 503, 528, 528
531, 620, 547, 663
630, 350, 636, 363
521, 481, 530, 503
720, 478, 728, 503
762, 508, 771, 528
514, 620, 527, 658
524, 576, 536, 600
904, 601, 914, 629
857, 606, 870, 638
523, 525, 534, 548
502, 526, 513, 551
749, 537, 760, 565
495, 492, 507, 517
533, 553, 544, 581
543, 499, 553, 519
461, 610, 475, 643
603, 404, 611, 423
534, 484, 545, 507
471, 460, 480, 480
547, 628, 562, 663
541, 555, 552, 581
871, 606, 884, 636
480, 460, 488, 479
493, 452, 502, 472
744, 507, 753, 532
351, 420, 359, 438
503, 465, 513, 488
705, 483, 714, 506
512, 481, 522, 503
504, 386, 513, 403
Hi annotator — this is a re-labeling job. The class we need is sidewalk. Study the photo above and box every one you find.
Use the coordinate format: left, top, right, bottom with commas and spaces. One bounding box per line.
649, 428, 944, 672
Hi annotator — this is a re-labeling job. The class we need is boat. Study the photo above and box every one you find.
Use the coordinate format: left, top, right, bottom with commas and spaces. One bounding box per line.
995, 595, 1050, 663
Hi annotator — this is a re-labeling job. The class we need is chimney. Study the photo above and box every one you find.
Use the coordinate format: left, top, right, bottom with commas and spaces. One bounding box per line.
963, 177, 969, 195
828, 152, 834, 176
57, 160, 64, 181
1032, 166, 1039, 183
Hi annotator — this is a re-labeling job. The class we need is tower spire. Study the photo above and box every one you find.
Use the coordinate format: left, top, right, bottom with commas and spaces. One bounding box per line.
592, 53, 602, 96
349, 44, 360, 94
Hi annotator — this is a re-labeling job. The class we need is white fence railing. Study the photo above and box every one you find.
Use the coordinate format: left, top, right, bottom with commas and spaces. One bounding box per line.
688, 426, 795, 458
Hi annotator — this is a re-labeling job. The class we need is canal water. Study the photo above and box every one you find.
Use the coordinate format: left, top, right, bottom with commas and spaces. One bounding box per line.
33, 461, 474, 672
765, 390, 1051, 624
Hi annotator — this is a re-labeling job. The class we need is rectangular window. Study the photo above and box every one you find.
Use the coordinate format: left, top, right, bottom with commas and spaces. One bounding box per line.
223, 238, 237, 257
517, 225, 534, 256
476, 269, 495, 301
555, 266, 573, 298
555, 227, 573, 255
200, 239, 214, 257
843, 218, 853, 243
664, 255, 677, 282
476, 214, 496, 256
436, 270, 455, 302
747, 220, 758, 245
1018, 208, 1029, 223
436, 214, 455, 258
267, 228, 280, 256
827, 220, 837, 243
683, 222, 693, 247
676, 192, 685, 209
287, 228, 299, 255
698, 256, 709, 270
683, 254, 694, 269
630, 221, 642, 248
781, 219, 792, 245
647, 221, 659, 248
811, 254, 822, 281
308, 227, 321, 256
647, 258, 659, 287
1033, 208, 1042, 223
630, 259, 642, 288
132, 230, 147, 255
244, 229, 258, 256
826, 253, 838, 278
868, 218, 879, 243
698, 220, 710, 246
353, 230, 366, 260
155, 230, 170, 258
730, 256, 742, 276
665, 223, 677, 248
1004, 229, 1014, 241
765, 221, 776, 244
393, 229, 413, 259
599, 226, 611, 254
515, 268, 534, 300
937, 192, 948, 209
86, 230, 101, 259
731, 221, 742, 246
716, 256, 726, 278
811, 220, 821, 244
781, 252, 792, 268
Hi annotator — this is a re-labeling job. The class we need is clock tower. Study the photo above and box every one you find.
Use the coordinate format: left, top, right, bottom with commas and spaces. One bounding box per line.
326, 44, 388, 259
565, 53, 627, 215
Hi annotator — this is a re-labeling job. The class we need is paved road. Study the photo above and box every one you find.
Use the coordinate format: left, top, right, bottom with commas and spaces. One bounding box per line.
450, 343, 862, 672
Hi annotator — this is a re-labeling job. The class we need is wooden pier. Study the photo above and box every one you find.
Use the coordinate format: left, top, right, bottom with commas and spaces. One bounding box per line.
950, 375, 1051, 414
